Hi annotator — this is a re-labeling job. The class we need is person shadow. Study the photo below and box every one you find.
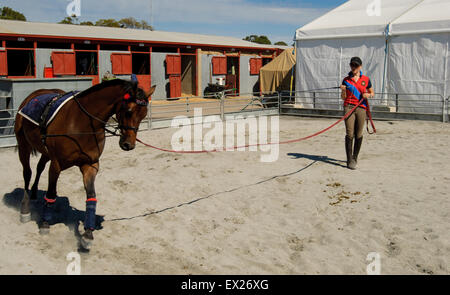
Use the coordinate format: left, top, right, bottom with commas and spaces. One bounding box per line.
3, 188, 104, 252
287, 153, 347, 168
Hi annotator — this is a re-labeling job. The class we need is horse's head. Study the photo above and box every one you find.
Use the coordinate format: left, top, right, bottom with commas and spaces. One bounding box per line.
116, 83, 156, 151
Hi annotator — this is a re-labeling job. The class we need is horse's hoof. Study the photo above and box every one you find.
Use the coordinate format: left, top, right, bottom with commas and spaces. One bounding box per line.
39, 222, 50, 235
80, 230, 94, 250
20, 213, 31, 223
80, 236, 93, 250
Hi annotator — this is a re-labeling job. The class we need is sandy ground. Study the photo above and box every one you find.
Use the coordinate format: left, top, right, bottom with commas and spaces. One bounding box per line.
0, 116, 449, 274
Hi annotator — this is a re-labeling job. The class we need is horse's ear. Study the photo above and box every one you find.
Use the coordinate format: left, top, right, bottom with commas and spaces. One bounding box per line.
146, 85, 156, 98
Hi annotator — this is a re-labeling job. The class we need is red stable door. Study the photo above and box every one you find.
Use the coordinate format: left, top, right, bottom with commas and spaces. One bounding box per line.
166, 55, 181, 98
135, 75, 152, 94
169, 75, 181, 98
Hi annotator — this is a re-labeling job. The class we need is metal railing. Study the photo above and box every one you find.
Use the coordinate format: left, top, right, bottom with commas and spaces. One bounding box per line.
1, 90, 448, 148
281, 90, 447, 122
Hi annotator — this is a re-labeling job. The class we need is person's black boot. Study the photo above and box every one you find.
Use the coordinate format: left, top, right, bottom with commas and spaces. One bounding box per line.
352, 136, 363, 167
345, 136, 356, 170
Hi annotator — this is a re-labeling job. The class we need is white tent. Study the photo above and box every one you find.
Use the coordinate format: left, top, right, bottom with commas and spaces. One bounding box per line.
295, 0, 450, 112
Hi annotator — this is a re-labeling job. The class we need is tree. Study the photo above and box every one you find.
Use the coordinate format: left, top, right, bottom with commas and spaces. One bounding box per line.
243, 35, 271, 45
274, 41, 288, 46
58, 15, 78, 25
79, 21, 94, 26
57, 16, 154, 30
0, 6, 26, 21
95, 18, 121, 28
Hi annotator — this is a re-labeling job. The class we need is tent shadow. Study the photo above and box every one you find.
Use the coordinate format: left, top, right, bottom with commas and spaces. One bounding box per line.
287, 153, 347, 168
3, 188, 104, 251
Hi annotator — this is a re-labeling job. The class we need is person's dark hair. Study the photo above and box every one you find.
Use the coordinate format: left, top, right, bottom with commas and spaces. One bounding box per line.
350, 57, 362, 67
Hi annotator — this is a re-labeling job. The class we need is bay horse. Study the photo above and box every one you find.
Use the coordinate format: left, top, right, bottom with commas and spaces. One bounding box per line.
14, 79, 156, 249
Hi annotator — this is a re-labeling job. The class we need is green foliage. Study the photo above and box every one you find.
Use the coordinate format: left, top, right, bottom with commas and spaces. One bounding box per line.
274, 41, 288, 46
119, 17, 153, 30
57, 16, 154, 30
58, 16, 77, 24
0, 6, 26, 21
243, 35, 271, 45
95, 18, 121, 28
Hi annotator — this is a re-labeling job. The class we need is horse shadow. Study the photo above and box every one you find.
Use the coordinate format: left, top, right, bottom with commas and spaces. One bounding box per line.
287, 152, 347, 168
3, 188, 104, 252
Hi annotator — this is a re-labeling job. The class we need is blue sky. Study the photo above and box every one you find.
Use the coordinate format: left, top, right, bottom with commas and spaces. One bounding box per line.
0, 0, 347, 44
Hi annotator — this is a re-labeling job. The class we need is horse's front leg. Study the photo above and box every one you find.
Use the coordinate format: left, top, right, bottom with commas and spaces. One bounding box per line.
79, 163, 99, 250
39, 160, 61, 234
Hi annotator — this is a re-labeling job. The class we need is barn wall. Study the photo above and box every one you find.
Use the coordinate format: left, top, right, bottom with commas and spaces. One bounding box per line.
98, 50, 131, 81
201, 53, 226, 96
35, 48, 72, 79
239, 55, 259, 94
151, 52, 171, 100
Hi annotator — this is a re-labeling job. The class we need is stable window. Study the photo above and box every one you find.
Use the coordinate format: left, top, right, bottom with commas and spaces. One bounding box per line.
74, 43, 97, 50
75, 52, 98, 75
130, 45, 150, 52
7, 50, 35, 76
166, 55, 181, 75
153, 46, 178, 53
132, 53, 150, 75
249, 58, 263, 75
37, 42, 71, 49
5, 41, 34, 49
51, 51, 75, 76
212, 56, 226, 75
101, 44, 129, 51
111, 53, 132, 75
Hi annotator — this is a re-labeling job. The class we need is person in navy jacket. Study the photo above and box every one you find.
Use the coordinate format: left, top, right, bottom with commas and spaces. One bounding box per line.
340, 57, 374, 170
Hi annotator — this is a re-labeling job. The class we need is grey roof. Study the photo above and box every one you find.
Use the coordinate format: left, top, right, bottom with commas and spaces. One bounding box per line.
0, 19, 282, 50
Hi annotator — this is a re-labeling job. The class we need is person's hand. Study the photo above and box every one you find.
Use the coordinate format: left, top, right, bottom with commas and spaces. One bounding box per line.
340, 85, 347, 91
362, 93, 372, 99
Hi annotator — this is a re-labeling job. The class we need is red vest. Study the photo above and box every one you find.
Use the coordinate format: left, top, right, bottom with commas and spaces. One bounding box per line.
344, 75, 370, 109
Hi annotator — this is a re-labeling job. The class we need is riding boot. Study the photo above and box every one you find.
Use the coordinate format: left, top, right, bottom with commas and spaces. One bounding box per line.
353, 136, 363, 166
345, 136, 356, 170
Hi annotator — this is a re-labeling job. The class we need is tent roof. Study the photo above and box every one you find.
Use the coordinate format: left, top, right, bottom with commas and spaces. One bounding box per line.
295, 0, 426, 40
390, 0, 450, 35
260, 49, 296, 72
0, 19, 283, 50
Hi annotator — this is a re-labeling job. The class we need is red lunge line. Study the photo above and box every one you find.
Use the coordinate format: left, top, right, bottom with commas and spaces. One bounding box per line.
136, 98, 376, 153
86, 198, 97, 202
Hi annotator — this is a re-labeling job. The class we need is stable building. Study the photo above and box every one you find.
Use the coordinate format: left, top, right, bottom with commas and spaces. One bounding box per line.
0, 19, 283, 100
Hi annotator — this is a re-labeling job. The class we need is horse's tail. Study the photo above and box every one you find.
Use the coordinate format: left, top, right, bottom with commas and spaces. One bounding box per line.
14, 111, 38, 156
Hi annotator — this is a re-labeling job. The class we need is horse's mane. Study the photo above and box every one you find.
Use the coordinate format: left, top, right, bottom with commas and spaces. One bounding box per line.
77, 79, 147, 101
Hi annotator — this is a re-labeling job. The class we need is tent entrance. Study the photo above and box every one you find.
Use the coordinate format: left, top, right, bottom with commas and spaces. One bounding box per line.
181, 55, 196, 97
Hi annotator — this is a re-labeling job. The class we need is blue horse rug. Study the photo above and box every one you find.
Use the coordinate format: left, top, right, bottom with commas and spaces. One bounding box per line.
18, 91, 79, 127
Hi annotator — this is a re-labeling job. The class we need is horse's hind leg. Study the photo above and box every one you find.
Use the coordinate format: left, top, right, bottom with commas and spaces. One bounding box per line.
39, 160, 61, 235
17, 134, 32, 223
30, 155, 50, 200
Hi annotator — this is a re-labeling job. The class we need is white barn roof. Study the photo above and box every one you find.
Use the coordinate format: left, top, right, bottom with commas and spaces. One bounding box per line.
0, 19, 281, 50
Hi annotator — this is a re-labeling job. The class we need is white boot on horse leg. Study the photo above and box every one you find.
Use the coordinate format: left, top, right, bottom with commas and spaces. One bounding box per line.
20, 190, 31, 223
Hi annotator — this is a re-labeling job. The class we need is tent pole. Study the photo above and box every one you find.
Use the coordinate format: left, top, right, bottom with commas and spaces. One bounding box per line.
381, 24, 391, 105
